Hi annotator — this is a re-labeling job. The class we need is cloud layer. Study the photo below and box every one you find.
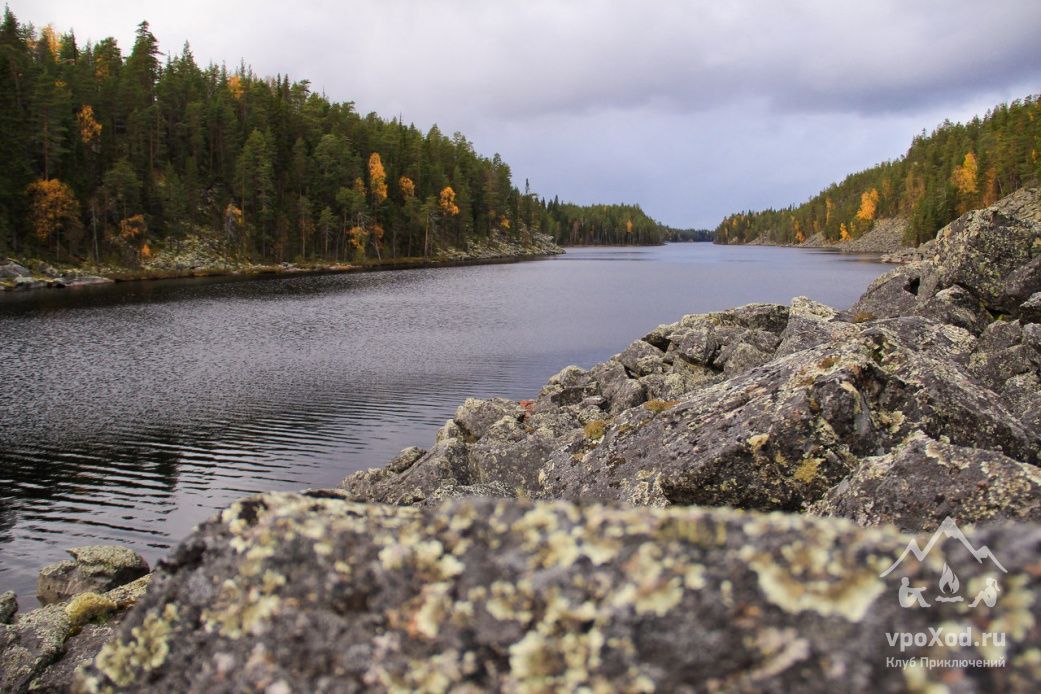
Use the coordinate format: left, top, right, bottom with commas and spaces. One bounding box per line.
14, 0, 1041, 226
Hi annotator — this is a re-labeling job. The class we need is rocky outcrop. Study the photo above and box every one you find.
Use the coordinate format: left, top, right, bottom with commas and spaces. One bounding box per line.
0, 574, 150, 693
37, 546, 150, 606
841, 217, 908, 254
76, 493, 1041, 692
436, 230, 563, 261
810, 432, 1041, 531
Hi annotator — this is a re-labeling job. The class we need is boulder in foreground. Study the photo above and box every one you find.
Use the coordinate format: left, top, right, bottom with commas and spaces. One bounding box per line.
76, 492, 1041, 692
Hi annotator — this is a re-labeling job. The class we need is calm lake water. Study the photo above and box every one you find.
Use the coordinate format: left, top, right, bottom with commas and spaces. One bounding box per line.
0, 244, 888, 603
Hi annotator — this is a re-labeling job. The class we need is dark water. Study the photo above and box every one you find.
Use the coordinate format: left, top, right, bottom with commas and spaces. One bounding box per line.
0, 244, 887, 603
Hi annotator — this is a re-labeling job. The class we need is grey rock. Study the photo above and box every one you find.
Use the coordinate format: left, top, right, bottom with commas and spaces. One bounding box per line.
584, 360, 644, 414
810, 432, 1041, 531
453, 397, 523, 441
0, 604, 71, 693
846, 261, 936, 321
37, 546, 150, 606
931, 187, 1041, 309
775, 296, 858, 357
617, 339, 667, 376
0, 591, 16, 624
915, 284, 993, 335
537, 318, 1037, 511
75, 493, 1041, 692
999, 256, 1041, 315
0, 575, 150, 693
0, 261, 30, 278
1020, 291, 1041, 323
386, 447, 426, 474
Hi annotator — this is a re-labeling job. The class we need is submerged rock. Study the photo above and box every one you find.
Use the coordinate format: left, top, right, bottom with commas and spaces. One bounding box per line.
75, 493, 1041, 692
37, 546, 150, 606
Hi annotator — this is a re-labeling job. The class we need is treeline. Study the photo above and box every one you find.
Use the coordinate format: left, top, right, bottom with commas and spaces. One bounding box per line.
715, 95, 1041, 246
540, 200, 668, 245
667, 227, 714, 242
0, 12, 664, 268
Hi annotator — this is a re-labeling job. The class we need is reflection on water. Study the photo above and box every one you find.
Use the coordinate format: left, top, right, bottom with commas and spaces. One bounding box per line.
0, 244, 888, 602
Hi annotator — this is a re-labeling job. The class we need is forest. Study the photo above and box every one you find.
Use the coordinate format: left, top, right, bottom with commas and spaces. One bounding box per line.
715, 95, 1041, 246
0, 11, 667, 269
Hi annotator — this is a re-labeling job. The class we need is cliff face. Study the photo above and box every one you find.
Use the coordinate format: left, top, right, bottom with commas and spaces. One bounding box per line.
4, 190, 1041, 691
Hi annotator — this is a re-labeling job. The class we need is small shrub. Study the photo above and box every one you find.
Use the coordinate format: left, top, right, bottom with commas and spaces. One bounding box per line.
852, 310, 876, 324
584, 420, 606, 440
643, 399, 679, 414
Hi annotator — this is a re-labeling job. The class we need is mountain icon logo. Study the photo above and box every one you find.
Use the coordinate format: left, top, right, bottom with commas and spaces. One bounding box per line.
880, 517, 1006, 609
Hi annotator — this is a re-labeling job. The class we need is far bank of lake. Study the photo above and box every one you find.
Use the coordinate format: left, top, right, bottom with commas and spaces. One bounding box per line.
0, 243, 888, 602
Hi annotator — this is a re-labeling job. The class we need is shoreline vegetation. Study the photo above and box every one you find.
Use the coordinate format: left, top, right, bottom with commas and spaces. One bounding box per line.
0, 13, 670, 285
0, 230, 564, 292
3, 187, 1039, 691
715, 94, 1041, 251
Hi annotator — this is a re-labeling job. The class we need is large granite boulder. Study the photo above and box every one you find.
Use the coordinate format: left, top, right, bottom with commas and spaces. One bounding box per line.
810, 432, 1041, 531
76, 493, 1041, 692
38, 546, 150, 606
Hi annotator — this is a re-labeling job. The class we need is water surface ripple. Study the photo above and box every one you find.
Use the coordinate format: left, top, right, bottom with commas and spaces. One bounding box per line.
0, 244, 888, 601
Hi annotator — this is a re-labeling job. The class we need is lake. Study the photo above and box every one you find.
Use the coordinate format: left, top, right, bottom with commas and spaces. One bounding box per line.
0, 244, 888, 603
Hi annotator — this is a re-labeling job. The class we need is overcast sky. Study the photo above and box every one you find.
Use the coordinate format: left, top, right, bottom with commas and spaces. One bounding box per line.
11, 0, 1041, 228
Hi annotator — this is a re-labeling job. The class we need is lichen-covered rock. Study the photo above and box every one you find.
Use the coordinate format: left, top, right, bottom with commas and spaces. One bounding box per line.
37, 546, 150, 605
931, 188, 1041, 308
537, 317, 1037, 511
452, 397, 524, 441
915, 285, 993, 335
0, 574, 150, 693
846, 262, 936, 321
810, 433, 1041, 531
775, 296, 858, 357
998, 256, 1041, 316
1019, 291, 1041, 323
76, 493, 1041, 692
0, 591, 15, 624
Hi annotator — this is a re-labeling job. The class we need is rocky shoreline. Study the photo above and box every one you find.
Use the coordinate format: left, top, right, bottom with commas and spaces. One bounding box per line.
0, 231, 563, 294
3, 190, 1041, 691
744, 217, 911, 257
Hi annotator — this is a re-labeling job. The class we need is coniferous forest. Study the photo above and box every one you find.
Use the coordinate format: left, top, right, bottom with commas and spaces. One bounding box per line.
715, 95, 1041, 246
0, 12, 667, 270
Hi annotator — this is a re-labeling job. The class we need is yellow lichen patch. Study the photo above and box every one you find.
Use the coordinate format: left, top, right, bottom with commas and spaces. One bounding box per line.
746, 552, 884, 622
683, 564, 707, 590
632, 576, 683, 616
659, 516, 729, 548
95, 604, 179, 687
65, 592, 118, 630
747, 433, 770, 451
792, 457, 824, 484
379, 544, 409, 570
486, 580, 534, 623
410, 582, 452, 639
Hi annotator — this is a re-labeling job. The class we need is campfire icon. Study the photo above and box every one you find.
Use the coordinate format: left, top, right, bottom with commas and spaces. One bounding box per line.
880, 517, 1007, 609
934, 563, 963, 603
